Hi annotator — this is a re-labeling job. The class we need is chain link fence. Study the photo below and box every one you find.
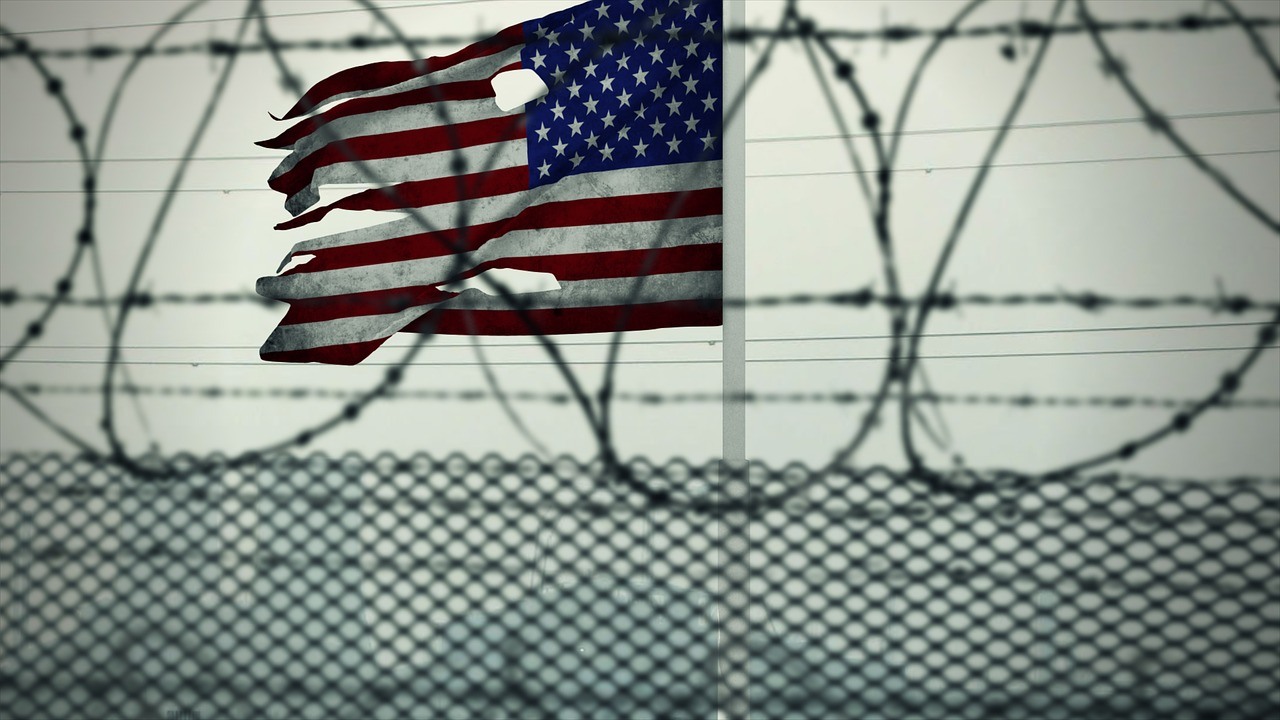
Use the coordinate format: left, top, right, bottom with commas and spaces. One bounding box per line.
2, 452, 1277, 719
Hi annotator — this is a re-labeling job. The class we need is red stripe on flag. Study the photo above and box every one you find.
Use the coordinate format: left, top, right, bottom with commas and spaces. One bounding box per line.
277, 25, 524, 120
481, 243, 722, 281
262, 300, 723, 363
269, 115, 527, 199
274, 165, 531, 231
258, 71, 515, 150
281, 188, 723, 272
273, 245, 720, 326
411, 300, 723, 336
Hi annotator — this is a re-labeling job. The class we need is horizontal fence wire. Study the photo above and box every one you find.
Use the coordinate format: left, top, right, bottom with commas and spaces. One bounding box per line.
2, 451, 1278, 720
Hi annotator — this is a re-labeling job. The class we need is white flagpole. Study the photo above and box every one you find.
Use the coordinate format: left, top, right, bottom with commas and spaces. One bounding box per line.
723, 0, 747, 458
719, 0, 749, 717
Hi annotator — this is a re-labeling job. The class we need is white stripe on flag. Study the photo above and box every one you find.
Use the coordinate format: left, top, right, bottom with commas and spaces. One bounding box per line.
261, 304, 437, 354
279, 140, 528, 218
446, 271, 722, 310
279, 42, 523, 120
273, 99, 516, 176
279, 161, 723, 255
260, 271, 720, 354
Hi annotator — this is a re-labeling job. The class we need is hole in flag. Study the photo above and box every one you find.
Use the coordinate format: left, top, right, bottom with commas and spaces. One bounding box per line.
443, 268, 561, 296
276, 253, 316, 274
491, 69, 548, 112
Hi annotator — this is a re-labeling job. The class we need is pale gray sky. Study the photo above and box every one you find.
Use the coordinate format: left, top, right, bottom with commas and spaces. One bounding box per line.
1, 0, 1277, 477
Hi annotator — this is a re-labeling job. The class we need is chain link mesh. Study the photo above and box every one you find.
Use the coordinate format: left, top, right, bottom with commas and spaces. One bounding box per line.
2, 452, 1277, 719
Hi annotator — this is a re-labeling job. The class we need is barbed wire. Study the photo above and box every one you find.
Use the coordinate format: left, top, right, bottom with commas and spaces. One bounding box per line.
0, 289, 276, 308
6, 343, 1278, 366
0, 29, 97, 371
3, 5, 1279, 714
784, 0, 1280, 500
0, 0, 1276, 501
10, 380, 1279, 411
894, 0, 1068, 489
5, 287, 1280, 314
4, 320, 1272, 353
3, 12, 1277, 61
1075, 0, 1280, 235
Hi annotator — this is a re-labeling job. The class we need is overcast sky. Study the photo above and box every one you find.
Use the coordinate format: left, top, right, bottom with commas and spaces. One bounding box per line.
1, 0, 1277, 478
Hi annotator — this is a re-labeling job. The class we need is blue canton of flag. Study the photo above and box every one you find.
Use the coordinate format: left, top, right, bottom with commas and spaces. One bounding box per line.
522, 0, 724, 187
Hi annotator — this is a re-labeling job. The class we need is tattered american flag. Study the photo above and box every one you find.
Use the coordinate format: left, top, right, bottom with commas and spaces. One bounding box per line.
256, 0, 724, 365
